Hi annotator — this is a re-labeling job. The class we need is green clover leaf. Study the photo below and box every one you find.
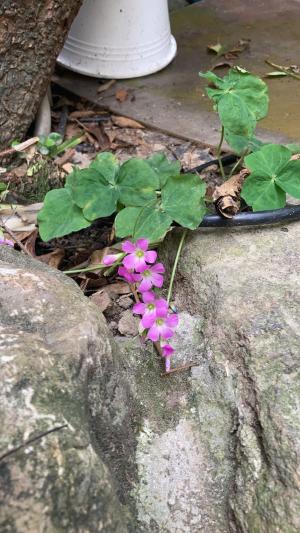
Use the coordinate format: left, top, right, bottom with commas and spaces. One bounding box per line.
146, 153, 181, 187
38, 188, 91, 241
116, 158, 160, 206
66, 167, 119, 220
242, 144, 300, 210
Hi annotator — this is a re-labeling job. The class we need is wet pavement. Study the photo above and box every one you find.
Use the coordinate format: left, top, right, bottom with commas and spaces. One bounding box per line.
56, 0, 300, 147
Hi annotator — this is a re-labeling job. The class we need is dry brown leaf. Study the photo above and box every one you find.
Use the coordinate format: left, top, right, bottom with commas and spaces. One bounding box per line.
212, 61, 233, 70
111, 115, 144, 129
115, 88, 129, 102
23, 228, 39, 255
38, 249, 65, 269
213, 169, 249, 218
97, 79, 116, 93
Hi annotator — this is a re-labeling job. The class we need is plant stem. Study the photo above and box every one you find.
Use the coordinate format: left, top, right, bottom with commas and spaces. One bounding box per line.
228, 151, 246, 179
167, 229, 187, 305
63, 264, 107, 275
216, 126, 226, 180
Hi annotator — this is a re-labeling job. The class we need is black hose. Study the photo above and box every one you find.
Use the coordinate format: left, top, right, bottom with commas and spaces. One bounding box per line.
200, 204, 300, 228
187, 154, 300, 228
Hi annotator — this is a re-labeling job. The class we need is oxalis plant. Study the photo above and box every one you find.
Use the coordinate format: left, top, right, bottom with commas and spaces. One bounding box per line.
37, 66, 300, 373
200, 66, 300, 209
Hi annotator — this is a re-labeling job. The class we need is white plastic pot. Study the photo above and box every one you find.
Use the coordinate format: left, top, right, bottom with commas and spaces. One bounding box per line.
58, 0, 177, 79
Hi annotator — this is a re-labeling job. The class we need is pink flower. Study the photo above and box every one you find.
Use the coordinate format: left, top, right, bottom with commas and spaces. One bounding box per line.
161, 344, 175, 372
138, 263, 165, 292
122, 239, 157, 272
0, 238, 14, 247
103, 253, 124, 266
133, 291, 168, 328
147, 311, 179, 342
161, 344, 175, 357
118, 266, 141, 284
164, 357, 171, 373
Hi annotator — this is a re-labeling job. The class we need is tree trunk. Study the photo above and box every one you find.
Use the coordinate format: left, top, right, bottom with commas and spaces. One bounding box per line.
0, 0, 83, 150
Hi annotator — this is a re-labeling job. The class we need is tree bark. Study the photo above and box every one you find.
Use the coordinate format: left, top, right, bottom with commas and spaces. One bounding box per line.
0, 0, 83, 150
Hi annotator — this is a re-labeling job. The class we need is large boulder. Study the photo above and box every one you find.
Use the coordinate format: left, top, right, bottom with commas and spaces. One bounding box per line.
0, 247, 131, 532
1, 220, 300, 533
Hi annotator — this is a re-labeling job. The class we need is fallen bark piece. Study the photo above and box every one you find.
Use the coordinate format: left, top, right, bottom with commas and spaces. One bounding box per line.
213, 169, 249, 218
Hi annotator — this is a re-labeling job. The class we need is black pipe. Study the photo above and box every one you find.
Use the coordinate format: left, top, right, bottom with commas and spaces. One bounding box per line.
187, 155, 300, 228
200, 204, 300, 228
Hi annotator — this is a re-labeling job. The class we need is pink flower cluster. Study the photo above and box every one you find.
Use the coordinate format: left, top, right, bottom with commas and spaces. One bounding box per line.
104, 239, 178, 372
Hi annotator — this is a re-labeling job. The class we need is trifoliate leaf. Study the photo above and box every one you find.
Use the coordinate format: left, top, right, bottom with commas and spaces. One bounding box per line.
244, 144, 292, 177
66, 167, 118, 220
117, 159, 160, 206
38, 188, 91, 241
242, 144, 300, 210
276, 159, 300, 198
225, 131, 264, 155
115, 205, 172, 242
200, 67, 269, 137
146, 153, 181, 187
162, 174, 206, 229
241, 174, 286, 211
90, 152, 119, 184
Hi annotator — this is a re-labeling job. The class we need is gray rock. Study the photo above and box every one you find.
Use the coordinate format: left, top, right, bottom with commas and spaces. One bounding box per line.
158, 224, 300, 532
0, 247, 130, 532
1, 220, 300, 533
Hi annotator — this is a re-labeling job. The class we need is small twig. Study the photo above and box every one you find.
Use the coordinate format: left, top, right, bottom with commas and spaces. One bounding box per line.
161, 362, 198, 376
0, 137, 39, 159
0, 223, 33, 256
0, 424, 68, 463
265, 59, 300, 81
129, 283, 140, 303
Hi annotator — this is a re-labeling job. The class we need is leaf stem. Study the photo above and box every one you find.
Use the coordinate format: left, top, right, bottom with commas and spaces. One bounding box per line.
167, 229, 187, 305
265, 59, 300, 81
216, 126, 226, 180
63, 264, 107, 275
228, 150, 246, 179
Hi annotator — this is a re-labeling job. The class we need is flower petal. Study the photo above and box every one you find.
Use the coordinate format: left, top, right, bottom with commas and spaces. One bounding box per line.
159, 325, 174, 340
138, 278, 153, 292
122, 240, 136, 253
144, 250, 157, 264
123, 253, 136, 270
161, 344, 174, 357
136, 238, 149, 251
133, 302, 145, 315
166, 313, 179, 328
151, 263, 165, 274
142, 291, 155, 303
151, 272, 164, 288
134, 256, 147, 272
147, 325, 160, 342
165, 356, 171, 373
155, 299, 169, 315
103, 254, 121, 266
141, 313, 156, 329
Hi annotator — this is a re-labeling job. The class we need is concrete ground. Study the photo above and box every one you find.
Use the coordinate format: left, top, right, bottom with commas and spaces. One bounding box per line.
56, 0, 300, 147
